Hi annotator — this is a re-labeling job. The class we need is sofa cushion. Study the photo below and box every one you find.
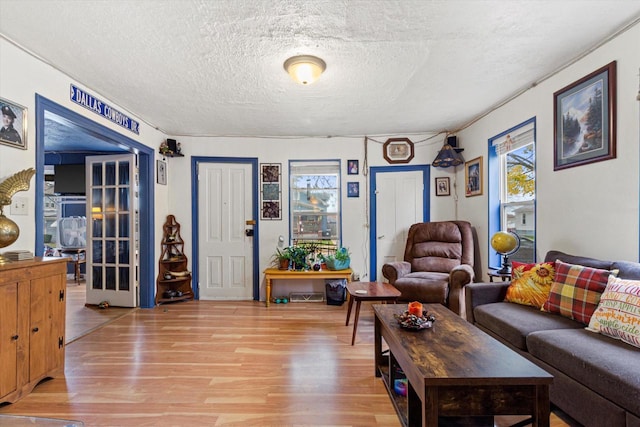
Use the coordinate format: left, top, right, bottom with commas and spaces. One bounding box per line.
473, 302, 582, 350
394, 272, 449, 303
505, 261, 555, 308
587, 276, 640, 348
542, 260, 614, 325
527, 328, 640, 417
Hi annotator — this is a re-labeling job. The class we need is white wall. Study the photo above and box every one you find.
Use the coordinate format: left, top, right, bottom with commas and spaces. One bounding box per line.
456, 22, 640, 277
167, 133, 452, 300
0, 38, 169, 263
5, 20, 637, 302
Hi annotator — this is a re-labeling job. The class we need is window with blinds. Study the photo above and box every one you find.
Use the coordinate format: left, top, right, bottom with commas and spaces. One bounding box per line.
289, 160, 341, 246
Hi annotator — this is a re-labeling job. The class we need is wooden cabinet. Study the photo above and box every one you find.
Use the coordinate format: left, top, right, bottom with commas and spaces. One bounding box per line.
0, 257, 67, 403
156, 215, 194, 304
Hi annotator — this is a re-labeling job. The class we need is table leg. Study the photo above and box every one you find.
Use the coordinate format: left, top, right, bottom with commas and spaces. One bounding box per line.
351, 299, 362, 345
374, 314, 382, 377
534, 384, 550, 427
266, 277, 271, 307
345, 293, 354, 326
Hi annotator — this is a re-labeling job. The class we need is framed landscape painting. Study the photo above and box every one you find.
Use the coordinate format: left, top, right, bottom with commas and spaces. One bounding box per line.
553, 61, 616, 171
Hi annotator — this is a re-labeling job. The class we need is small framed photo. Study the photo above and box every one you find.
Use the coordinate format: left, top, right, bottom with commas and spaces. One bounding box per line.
347, 159, 359, 175
0, 97, 27, 149
383, 138, 415, 164
554, 61, 616, 171
156, 160, 167, 185
465, 157, 483, 197
435, 177, 450, 196
347, 182, 359, 198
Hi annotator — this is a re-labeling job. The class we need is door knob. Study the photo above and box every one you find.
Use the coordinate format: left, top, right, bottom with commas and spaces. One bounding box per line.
245, 229, 254, 237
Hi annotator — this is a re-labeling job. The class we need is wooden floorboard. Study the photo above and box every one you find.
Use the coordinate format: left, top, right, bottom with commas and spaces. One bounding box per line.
1, 299, 577, 426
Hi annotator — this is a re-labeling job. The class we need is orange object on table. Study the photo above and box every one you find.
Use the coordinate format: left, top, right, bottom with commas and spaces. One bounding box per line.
408, 301, 423, 316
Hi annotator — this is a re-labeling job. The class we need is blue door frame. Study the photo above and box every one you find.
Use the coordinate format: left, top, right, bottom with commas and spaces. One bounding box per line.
368, 165, 430, 281
35, 95, 156, 308
190, 157, 260, 301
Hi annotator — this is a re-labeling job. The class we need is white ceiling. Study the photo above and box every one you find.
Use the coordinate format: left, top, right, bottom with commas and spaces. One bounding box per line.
1, 0, 639, 138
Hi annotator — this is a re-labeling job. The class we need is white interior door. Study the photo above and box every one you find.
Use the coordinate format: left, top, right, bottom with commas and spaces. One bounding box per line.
375, 170, 424, 281
85, 154, 138, 307
198, 162, 254, 300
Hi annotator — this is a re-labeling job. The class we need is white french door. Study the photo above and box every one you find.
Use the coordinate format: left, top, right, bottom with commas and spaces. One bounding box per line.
85, 154, 138, 307
372, 169, 426, 281
198, 162, 254, 300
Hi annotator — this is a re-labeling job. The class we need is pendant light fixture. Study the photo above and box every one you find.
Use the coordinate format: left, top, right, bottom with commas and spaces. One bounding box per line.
432, 135, 465, 168
284, 55, 326, 85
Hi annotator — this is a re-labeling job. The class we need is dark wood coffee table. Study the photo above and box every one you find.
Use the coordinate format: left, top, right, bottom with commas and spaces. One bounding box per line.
373, 304, 553, 426
345, 281, 401, 345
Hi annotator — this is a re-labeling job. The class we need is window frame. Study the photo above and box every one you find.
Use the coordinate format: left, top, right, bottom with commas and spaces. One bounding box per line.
488, 117, 537, 269
288, 159, 342, 247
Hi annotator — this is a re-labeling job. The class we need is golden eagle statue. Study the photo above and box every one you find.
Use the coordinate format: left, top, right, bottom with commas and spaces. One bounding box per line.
0, 168, 36, 257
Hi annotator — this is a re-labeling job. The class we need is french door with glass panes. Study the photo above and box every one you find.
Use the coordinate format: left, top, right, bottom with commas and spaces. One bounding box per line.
85, 154, 138, 307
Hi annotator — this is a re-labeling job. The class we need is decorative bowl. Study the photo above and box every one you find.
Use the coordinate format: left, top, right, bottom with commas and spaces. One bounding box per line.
394, 310, 436, 330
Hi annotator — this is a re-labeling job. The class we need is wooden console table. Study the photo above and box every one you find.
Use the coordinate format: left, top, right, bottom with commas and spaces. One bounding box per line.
263, 267, 352, 307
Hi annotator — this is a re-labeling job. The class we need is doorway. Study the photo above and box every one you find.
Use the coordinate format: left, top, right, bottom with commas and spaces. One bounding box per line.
35, 95, 156, 309
191, 157, 260, 301
369, 165, 430, 281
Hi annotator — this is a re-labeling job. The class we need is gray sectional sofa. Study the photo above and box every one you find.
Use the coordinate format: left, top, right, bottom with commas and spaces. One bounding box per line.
465, 250, 640, 427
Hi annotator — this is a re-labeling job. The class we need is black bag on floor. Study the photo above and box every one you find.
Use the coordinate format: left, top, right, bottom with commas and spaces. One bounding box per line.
325, 279, 346, 306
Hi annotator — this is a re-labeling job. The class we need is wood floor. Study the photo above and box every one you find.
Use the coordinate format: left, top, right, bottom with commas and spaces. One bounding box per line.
1, 298, 578, 426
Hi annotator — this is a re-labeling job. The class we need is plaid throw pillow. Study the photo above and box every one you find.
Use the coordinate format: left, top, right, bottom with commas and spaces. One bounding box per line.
541, 260, 616, 324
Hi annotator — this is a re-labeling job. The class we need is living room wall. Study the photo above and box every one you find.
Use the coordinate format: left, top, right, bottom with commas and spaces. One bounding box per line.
2, 18, 638, 301
456, 21, 640, 272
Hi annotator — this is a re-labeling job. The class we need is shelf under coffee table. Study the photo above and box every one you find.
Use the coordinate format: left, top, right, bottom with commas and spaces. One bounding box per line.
373, 303, 553, 427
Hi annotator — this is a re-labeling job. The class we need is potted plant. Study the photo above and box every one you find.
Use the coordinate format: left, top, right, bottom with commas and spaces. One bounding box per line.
289, 245, 310, 270
271, 247, 292, 270
324, 247, 351, 270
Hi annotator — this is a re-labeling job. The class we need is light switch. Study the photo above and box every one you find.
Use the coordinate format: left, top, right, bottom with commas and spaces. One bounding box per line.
11, 197, 28, 215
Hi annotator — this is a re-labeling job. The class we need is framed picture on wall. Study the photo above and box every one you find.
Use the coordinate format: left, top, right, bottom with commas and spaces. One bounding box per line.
347, 159, 359, 175
0, 97, 27, 150
465, 157, 482, 197
347, 182, 359, 198
156, 160, 167, 185
435, 177, 450, 196
383, 138, 414, 164
553, 61, 616, 171
260, 163, 282, 220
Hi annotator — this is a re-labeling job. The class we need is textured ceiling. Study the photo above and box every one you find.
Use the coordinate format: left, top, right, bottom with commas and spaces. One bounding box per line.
1, 0, 640, 139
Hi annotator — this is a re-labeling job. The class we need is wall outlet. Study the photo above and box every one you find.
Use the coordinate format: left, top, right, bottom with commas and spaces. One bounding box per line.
11, 197, 28, 215
353, 273, 360, 281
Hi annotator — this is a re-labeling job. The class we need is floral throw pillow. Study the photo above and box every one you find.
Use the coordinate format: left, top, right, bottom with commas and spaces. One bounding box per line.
504, 261, 555, 308
587, 276, 640, 348
542, 260, 616, 325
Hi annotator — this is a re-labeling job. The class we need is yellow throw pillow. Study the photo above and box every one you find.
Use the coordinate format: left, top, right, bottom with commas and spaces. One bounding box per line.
505, 262, 555, 308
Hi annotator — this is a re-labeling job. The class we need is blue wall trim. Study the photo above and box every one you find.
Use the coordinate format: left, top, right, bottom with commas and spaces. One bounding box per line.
369, 165, 430, 281
191, 156, 260, 301
487, 116, 537, 269
35, 95, 156, 308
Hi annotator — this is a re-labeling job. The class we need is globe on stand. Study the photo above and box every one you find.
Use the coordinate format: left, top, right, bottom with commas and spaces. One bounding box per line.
490, 231, 520, 274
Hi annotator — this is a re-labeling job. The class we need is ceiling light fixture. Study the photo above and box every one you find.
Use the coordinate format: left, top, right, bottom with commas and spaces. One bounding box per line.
284, 55, 326, 85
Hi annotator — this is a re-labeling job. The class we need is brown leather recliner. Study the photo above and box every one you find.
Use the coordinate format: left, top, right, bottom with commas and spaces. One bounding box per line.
381, 221, 476, 316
